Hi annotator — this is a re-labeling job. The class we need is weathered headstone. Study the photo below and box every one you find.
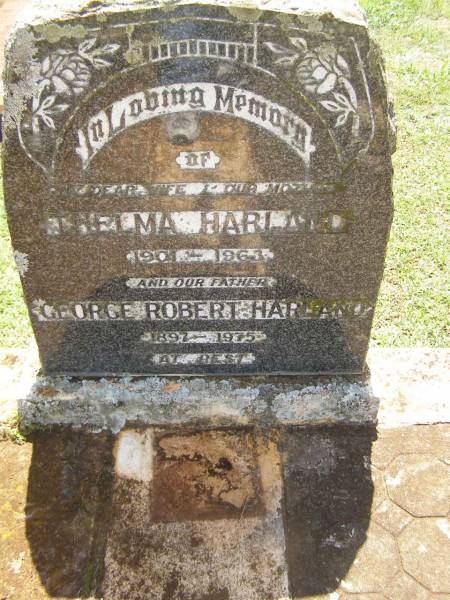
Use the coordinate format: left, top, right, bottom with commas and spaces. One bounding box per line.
3, 0, 395, 376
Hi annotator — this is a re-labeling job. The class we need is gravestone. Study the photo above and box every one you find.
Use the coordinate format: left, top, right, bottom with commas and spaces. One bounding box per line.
2, 0, 395, 376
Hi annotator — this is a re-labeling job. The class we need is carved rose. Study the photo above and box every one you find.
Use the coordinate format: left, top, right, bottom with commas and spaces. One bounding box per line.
265, 38, 359, 131
30, 38, 120, 132
40, 51, 91, 96
295, 43, 351, 95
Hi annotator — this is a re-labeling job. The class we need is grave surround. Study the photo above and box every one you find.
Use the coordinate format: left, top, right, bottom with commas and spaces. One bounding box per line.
2, 0, 395, 375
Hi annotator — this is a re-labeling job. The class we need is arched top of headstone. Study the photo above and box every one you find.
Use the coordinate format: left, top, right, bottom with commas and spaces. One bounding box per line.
11, 0, 367, 29
4, 0, 392, 179
2, 0, 395, 376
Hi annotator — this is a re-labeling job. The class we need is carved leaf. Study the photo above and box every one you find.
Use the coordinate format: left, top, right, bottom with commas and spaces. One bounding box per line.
274, 55, 297, 66
289, 37, 308, 50
333, 92, 355, 112
50, 54, 66, 74
41, 56, 51, 74
334, 92, 351, 106
56, 48, 75, 56
335, 112, 350, 127
265, 42, 293, 55
40, 114, 55, 129
52, 75, 72, 95
316, 72, 337, 94
79, 38, 97, 53
100, 43, 121, 54
320, 100, 341, 112
336, 54, 351, 76
92, 56, 114, 68
39, 95, 56, 109
47, 103, 70, 114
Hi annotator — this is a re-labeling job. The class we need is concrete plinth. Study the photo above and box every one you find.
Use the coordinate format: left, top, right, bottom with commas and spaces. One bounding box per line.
0, 348, 449, 599
0, 347, 447, 432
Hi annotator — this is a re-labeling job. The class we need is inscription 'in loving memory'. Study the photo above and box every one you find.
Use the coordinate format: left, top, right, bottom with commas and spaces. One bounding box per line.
76, 83, 314, 167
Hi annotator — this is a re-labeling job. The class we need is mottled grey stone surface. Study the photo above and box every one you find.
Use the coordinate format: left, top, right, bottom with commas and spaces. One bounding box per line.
3, 0, 394, 375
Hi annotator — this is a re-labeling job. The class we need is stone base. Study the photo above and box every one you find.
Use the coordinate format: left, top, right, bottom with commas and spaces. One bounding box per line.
1, 347, 448, 431
0, 348, 449, 599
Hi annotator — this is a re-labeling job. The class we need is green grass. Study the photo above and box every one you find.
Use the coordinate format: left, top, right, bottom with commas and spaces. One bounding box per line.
0, 174, 31, 346
361, 0, 450, 346
0, 0, 449, 347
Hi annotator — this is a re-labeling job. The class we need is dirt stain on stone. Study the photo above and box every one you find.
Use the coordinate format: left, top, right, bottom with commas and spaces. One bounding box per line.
151, 429, 264, 522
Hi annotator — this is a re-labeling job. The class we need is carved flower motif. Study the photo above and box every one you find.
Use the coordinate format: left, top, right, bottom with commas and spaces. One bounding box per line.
265, 37, 359, 131
295, 43, 351, 95
30, 38, 120, 132
40, 51, 91, 96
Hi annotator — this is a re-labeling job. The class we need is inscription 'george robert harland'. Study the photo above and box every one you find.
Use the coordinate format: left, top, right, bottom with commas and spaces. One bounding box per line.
2, 0, 394, 375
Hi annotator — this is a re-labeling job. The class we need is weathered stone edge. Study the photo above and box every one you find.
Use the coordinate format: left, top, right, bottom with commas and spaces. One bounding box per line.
1, 348, 448, 432
20, 375, 379, 433
11, 0, 368, 31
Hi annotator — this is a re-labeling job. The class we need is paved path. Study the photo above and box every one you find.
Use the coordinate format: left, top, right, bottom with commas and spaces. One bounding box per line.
0, 423, 449, 599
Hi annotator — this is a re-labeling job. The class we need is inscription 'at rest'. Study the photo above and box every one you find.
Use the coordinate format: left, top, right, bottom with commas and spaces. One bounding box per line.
151, 353, 255, 366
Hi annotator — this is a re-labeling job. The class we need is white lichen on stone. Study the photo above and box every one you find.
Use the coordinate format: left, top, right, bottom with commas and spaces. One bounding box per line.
12, 250, 30, 276
13, 0, 367, 29
16, 373, 379, 433
2, 28, 40, 132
